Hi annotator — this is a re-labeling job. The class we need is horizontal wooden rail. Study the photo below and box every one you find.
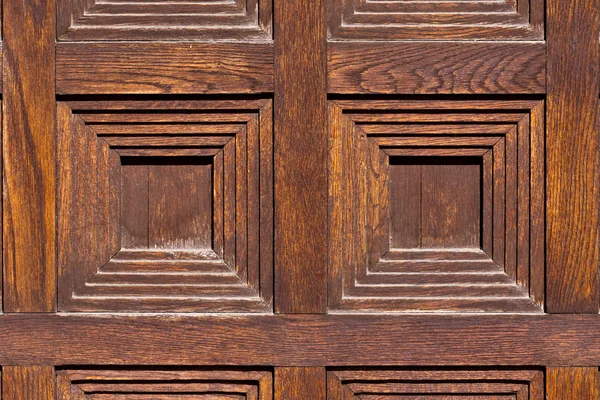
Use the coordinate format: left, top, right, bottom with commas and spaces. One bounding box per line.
0, 314, 599, 366
328, 42, 546, 94
56, 42, 274, 95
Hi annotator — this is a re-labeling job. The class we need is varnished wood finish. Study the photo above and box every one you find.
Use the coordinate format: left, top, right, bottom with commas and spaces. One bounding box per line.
56, 43, 274, 95
328, 368, 544, 399
546, 0, 600, 313
329, 42, 546, 94
274, 0, 327, 313
327, 0, 544, 40
57, 100, 273, 312
57, 368, 273, 399
3, 0, 57, 311
2, 314, 600, 366
275, 368, 326, 400
2, 0, 600, 395
57, 0, 272, 40
2, 366, 54, 400
329, 100, 544, 312
547, 368, 598, 400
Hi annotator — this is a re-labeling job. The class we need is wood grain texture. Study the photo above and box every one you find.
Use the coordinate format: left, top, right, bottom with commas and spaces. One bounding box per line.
3, 314, 600, 366
57, 0, 272, 40
3, 0, 56, 311
57, 368, 273, 399
328, 42, 546, 94
547, 368, 598, 400
56, 43, 274, 95
328, 368, 543, 399
274, 0, 327, 313
329, 100, 544, 312
327, 0, 544, 40
57, 100, 273, 312
275, 368, 325, 400
546, 0, 600, 313
2, 366, 54, 400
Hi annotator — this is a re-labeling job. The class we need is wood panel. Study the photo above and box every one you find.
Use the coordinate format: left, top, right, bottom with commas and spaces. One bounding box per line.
57, 0, 272, 40
148, 161, 213, 249
328, 100, 544, 312
328, 368, 543, 399
57, 100, 273, 312
547, 368, 598, 400
421, 159, 480, 249
328, 42, 546, 94
546, 0, 600, 313
57, 368, 273, 399
3, 0, 56, 311
327, 0, 544, 40
56, 43, 274, 95
2, 314, 600, 366
2, 366, 54, 400
388, 158, 481, 249
275, 368, 325, 400
274, 0, 327, 313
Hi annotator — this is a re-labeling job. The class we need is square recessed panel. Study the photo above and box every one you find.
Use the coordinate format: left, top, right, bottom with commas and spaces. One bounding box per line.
57, 99, 273, 312
328, 99, 545, 313
57, 368, 273, 399
328, 0, 544, 40
389, 156, 481, 250
327, 368, 544, 399
120, 156, 213, 250
57, 0, 272, 40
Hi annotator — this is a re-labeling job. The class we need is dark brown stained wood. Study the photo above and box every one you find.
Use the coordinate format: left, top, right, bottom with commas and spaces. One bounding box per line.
149, 162, 213, 249
327, 0, 544, 40
275, 368, 325, 400
546, 0, 599, 313
57, 0, 272, 40
2, 366, 54, 400
389, 163, 420, 248
5, 314, 600, 366
421, 159, 480, 249
57, 100, 273, 312
328, 100, 544, 312
275, 0, 327, 313
328, 368, 544, 399
388, 159, 480, 249
121, 163, 148, 249
3, 0, 57, 311
57, 0, 272, 41
56, 43, 274, 94
547, 368, 598, 400
57, 368, 273, 399
328, 42, 546, 94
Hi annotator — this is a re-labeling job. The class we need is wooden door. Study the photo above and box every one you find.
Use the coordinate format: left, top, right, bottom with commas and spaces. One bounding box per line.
0, 0, 599, 398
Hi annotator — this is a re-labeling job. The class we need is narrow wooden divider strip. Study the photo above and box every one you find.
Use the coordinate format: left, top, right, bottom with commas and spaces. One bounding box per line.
275, 367, 326, 400
546, 0, 600, 313
274, 0, 327, 313
2, 366, 54, 400
547, 367, 599, 400
3, 0, 57, 311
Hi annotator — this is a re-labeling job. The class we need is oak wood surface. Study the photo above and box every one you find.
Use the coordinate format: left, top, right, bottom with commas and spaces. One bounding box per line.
275, 368, 326, 400
274, 0, 327, 313
2, 0, 600, 396
0, 314, 600, 366
328, 42, 546, 94
2, 366, 54, 400
546, 0, 600, 313
3, 0, 56, 312
56, 43, 274, 95
547, 368, 599, 400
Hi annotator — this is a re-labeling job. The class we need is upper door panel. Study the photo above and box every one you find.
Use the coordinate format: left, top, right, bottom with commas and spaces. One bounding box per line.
328, 0, 544, 40
57, 0, 273, 40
